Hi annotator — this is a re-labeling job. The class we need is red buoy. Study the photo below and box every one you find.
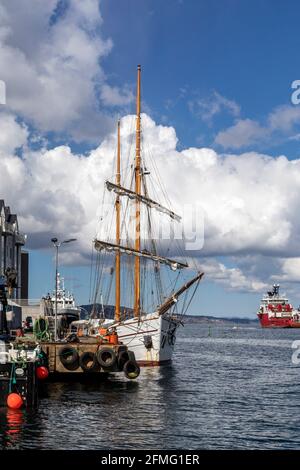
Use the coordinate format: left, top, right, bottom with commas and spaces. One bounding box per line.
7, 393, 23, 409
36, 366, 49, 380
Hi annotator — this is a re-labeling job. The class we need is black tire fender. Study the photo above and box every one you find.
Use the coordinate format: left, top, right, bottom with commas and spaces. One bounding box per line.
118, 350, 129, 370
79, 351, 99, 373
96, 347, 116, 368
59, 346, 79, 371
123, 360, 140, 380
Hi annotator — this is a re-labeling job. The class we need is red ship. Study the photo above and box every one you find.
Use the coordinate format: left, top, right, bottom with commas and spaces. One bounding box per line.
257, 284, 300, 328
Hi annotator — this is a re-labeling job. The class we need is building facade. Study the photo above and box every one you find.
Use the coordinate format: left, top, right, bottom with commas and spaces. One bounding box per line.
0, 200, 27, 300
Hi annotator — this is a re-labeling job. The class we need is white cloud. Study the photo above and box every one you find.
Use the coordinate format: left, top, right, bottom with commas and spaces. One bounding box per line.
215, 119, 268, 149
268, 105, 300, 132
189, 91, 240, 124
2, 112, 300, 293
100, 84, 134, 107
275, 258, 300, 282
0, 0, 132, 142
0, 112, 28, 154
192, 257, 268, 292
215, 104, 300, 150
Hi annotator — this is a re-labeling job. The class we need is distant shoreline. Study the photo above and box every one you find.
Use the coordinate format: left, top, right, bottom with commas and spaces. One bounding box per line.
81, 304, 258, 325
184, 315, 258, 325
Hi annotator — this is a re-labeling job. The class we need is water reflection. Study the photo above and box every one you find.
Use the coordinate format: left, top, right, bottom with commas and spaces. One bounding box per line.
0, 408, 24, 449
1, 326, 300, 449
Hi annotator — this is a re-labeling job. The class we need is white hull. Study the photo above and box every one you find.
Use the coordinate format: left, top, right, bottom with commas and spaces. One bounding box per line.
113, 313, 180, 366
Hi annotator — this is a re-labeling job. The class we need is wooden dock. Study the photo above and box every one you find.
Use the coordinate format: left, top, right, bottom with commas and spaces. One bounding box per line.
40, 339, 128, 374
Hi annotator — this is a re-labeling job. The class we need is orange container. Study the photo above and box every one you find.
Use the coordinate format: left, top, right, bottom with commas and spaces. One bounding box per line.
108, 332, 119, 345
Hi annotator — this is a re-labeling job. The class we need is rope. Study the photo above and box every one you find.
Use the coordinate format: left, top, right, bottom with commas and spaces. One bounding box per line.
33, 317, 50, 341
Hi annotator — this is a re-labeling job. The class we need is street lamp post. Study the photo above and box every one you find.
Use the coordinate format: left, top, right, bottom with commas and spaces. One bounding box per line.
51, 237, 77, 341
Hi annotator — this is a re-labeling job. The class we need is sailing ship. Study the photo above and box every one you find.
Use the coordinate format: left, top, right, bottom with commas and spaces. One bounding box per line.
92, 65, 204, 365
257, 284, 300, 328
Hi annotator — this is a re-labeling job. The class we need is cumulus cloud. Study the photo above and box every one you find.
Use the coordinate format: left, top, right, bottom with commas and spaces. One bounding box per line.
189, 91, 240, 124
275, 258, 300, 283
191, 257, 268, 293
2, 111, 300, 293
215, 104, 300, 150
215, 119, 268, 149
0, 0, 133, 142
100, 84, 134, 107
0, 112, 28, 153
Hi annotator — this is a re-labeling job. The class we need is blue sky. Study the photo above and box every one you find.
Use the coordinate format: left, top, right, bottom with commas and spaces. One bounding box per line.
2, 0, 300, 317
101, 0, 300, 156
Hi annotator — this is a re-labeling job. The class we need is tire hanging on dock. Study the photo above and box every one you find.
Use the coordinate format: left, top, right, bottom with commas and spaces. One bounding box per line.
123, 360, 140, 379
117, 350, 129, 370
96, 347, 116, 369
59, 346, 79, 371
79, 352, 99, 373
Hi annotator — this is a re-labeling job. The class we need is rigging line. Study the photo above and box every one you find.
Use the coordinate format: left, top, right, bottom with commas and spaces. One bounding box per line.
142, 171, 164, 305
181, 275, 201, 319
93, 252, 104, 307
142, 134, 173, 211
88, 242, 94, 304
93, 249, 102, 301
142, 138, 187, 263
181, 280, 189, 315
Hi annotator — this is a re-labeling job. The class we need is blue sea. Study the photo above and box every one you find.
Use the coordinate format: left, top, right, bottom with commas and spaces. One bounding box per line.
1, 323, 300, 450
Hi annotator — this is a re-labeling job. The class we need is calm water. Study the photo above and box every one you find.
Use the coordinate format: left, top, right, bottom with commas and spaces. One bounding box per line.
1, 323, 300, 450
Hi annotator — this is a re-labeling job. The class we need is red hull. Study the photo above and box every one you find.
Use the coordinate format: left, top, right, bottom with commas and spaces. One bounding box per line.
258, 313, 300, 328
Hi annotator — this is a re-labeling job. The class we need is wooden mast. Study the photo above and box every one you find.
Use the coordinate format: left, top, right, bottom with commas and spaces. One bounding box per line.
134, 65, 141, 318
115, 119, 121, 322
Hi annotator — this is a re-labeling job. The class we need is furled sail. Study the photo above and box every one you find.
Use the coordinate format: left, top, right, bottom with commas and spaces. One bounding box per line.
105, 181, 181, 222
94, 239, 188, 271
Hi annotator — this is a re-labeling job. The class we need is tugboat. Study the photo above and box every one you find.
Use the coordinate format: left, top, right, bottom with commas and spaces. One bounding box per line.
257, 284, 300, 328
42, 273, 81, 319
41, 273, 81, 338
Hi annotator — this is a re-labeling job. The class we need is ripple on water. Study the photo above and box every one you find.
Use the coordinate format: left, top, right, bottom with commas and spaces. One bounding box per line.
0, 324, 300, 449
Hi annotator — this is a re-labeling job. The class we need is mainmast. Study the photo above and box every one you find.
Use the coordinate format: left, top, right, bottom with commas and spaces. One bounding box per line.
115, 119, 121, 322
134, 65, 141, 318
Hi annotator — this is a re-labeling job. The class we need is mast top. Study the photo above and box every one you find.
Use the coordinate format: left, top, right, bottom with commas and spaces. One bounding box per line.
137, 64, 141, 70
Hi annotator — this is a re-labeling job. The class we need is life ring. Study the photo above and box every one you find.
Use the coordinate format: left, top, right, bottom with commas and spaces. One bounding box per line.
59, 346, 79, 371
123, 360, 140, 379
79, 352, 99, 373
96, 347, 116, 369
